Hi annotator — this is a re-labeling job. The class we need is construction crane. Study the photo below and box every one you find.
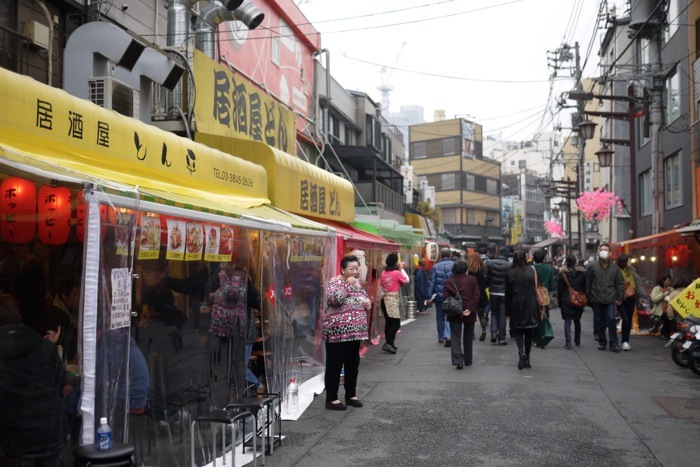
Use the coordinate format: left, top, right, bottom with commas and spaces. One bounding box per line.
377, 42, 406, 113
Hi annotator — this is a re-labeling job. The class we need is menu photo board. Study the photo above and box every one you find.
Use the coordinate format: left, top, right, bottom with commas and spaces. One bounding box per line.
138, 213, 161, 260
165, 218, 186, 261
203, 225, 234, 262
185, 222, 204, 261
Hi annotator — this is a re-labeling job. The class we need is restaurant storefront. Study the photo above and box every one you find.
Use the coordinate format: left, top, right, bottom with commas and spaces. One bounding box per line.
0, 67, 336, 465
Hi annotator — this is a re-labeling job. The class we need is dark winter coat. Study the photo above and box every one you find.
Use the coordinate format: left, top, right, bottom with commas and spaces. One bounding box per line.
505, 266, 541, 330
485, 255, 510, 295
533, 263, 554, 290
586, 259, 624, 304
558, 266, 587, 320
469, 269, 490, 308
414, 267, 429, 306
428, 259, 455, 302
443, 273, 480, 324
0, 323, 67, 456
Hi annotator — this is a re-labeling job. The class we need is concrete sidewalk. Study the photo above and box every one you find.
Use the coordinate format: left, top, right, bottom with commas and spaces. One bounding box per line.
265, 309, 700, 466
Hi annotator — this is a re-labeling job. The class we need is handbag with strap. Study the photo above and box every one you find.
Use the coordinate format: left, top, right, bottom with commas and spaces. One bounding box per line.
561, 271, 588, 308
442, 279, 464, 318
531, 266, 550, 307
624, 281, 636, 299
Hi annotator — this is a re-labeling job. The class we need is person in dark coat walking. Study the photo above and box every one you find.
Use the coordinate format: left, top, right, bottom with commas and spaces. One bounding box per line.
467, 252, 490, 341
485, 246, 511, 345
558, 254, 586, 349
586, 243, 625, 352
506, 249, 541, 370
443, 261, 480, 369
414, 258, 429, 315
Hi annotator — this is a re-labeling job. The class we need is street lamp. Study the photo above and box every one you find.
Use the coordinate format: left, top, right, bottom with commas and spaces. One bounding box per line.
578, 119, 597, 140
595, 146, 614, 168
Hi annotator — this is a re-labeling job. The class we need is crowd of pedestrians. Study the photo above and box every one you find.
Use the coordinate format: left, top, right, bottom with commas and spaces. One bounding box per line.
322, 245, 694, 409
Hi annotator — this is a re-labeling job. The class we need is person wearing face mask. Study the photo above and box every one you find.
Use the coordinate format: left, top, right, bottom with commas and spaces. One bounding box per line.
585, 244, 625, 352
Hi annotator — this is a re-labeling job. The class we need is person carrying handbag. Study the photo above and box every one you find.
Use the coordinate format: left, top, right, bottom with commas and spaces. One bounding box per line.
557, 254, 586, 349
443, 260, 480, 369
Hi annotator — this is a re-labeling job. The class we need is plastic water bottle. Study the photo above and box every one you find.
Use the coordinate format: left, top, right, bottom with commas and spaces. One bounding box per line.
287, 378, 299, 413
96, 417, 113, 450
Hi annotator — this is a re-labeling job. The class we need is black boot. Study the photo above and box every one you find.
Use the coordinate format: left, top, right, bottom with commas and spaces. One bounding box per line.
524, 354, 531, 369
518, 352, 526, 371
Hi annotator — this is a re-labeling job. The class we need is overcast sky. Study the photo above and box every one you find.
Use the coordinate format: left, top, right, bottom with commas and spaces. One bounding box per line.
297, 0, 617, 142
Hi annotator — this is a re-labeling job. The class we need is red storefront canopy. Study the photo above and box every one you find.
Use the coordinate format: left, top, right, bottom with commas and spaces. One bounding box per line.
324, 219, 399, 251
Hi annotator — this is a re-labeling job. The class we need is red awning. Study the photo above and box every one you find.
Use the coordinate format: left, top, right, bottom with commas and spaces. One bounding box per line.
611, 230, 683, 253
322, 219, 399, 251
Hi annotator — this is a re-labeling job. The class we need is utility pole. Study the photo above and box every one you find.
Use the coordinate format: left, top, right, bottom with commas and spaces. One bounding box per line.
574, 41, 587, 259
649, 28, 664, 234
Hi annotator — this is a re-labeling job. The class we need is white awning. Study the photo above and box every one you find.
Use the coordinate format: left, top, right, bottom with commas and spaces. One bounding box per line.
531, 237, 563, 248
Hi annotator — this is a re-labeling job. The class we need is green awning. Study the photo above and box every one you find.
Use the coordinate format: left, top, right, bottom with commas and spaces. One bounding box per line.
353, 221, 424, 248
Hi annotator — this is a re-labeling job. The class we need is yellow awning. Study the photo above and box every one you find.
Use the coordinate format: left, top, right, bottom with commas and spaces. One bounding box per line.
0, 143, 329, 234
196, 134, 355, 223
0, 67, 268, 208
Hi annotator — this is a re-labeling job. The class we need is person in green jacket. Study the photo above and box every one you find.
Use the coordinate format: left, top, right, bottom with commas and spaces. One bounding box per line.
585, 244, 625, 352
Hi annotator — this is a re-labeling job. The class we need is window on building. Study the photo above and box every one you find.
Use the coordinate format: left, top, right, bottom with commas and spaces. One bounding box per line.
461, 173, 475, 191
271, 35, 280, 66
441, 173, 456, 190
375, 121, 382, 149
412, 142, 426, 159
665, 69, 681, 123
365, 115, 376, 147
441, 138, 456, 156
486, 179, 498, 195
344, 126, 355, 145
0, 1, 14, 71
330, 115, 340, 144
665, 151, 682, 209
639, 169, 651, 216
665, 0, 679, 43
466, 209, 475, 224
441, 208, 457, 224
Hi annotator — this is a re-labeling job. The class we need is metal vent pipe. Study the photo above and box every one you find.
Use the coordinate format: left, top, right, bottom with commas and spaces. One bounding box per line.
195, 0, 265, 58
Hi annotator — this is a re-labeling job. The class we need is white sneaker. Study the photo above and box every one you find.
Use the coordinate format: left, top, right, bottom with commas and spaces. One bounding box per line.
622, 342, 630, 351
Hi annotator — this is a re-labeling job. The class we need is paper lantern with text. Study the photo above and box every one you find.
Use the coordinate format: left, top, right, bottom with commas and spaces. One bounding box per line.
0, 177, 36, 243
38, 186, 71, 245
425, 242, 439, 262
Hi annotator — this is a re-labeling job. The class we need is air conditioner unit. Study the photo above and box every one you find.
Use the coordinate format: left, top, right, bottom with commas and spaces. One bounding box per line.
88, 77, 139, 118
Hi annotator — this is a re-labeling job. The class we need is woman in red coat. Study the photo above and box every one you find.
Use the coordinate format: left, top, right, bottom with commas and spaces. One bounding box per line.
443, 260, 480, 369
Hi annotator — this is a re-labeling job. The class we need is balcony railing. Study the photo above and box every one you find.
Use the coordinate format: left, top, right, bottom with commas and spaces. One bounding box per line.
355, 181, 404, 215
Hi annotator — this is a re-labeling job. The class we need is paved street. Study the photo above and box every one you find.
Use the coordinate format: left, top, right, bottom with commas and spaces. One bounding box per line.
265, 309, 700, 467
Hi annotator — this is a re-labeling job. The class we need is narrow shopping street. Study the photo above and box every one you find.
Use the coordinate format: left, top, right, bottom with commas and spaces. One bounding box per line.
269, 311, 700, 467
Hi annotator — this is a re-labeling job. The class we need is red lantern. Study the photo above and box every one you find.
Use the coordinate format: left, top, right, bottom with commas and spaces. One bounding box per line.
665, 244, 691, 268
665, 245, 676, 268
38, 186, 71, 245
0, 177, 36, 243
